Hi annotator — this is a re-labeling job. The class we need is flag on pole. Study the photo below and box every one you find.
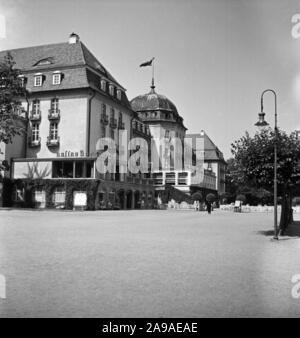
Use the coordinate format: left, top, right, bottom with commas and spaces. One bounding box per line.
140, 57, 154, 67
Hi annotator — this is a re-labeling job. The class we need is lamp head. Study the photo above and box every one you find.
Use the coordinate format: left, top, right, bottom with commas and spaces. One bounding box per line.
255, 112, 269, 129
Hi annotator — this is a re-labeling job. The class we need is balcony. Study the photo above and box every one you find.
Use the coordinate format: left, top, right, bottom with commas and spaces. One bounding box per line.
118, 121, 125, 130
29, 110, 41, 121
47, 136, 60, 147
101, 114, 109, 125
110, 117, 117, 129
48, 109, 60, 120
28, 137, 41, 147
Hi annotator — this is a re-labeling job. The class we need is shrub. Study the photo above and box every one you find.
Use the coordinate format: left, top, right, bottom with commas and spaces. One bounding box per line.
236, 194, 246, 203
192, 192, 203, 202
206, 193, 216, 203
2, 178, 101, 210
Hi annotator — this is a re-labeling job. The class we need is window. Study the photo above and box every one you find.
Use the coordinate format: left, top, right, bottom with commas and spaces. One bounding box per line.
110, 107, 115, 119
178, 172, 188, 185
52, 161, 73, 178
165, 172, 176, 185
51, 98, 59, 111
153, 173, 163, 185
33, 189, 46, 208
110, 128, 114, 140
52, 161, 94, 179
102, 103, 106, 115
34, 58, 53, 66
52, 187, 66, 207
101, 79, 106, 91
18, 75, 26, 87
32, 100, 40, 114
109, 84, 114, 96
50, 122, 58, 140
32, 123, 39, 141
86, 161, 94, 178
118, 112, 123, 128
101, 125, 106, 138
52, 72, 61, 85
34, 74, 43, 87
165, 130, 170, 138
75, 162, 84, 178
117, 89, 122, 100
14, 188, 24, 202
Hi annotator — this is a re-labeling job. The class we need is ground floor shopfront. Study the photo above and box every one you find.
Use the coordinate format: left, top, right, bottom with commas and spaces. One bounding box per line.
1, 178, 156, 210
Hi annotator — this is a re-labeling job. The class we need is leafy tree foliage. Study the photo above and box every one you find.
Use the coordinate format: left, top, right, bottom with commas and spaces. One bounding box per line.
0, 52, 27, 172
236, 194, 246, 203
206, 193, 216, 203
231, 128, 300, 231
192, 191, 203, 202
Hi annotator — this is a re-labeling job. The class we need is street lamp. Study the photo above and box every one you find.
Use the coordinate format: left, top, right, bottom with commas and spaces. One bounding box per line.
255, 89, 278, 240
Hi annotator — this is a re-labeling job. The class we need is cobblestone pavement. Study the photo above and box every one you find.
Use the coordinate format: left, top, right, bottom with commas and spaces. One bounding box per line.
0, 209, 300, 317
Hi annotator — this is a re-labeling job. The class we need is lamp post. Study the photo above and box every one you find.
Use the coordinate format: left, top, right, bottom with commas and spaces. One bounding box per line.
255, 89, 278, 240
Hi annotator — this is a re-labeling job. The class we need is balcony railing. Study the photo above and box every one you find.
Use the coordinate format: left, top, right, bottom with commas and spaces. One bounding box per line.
47, 136, 60, 147
110, 117, 117, 129
48, 109, 60, 120
28, 137, 41, 147
101, 114, 109, 125
29, 110, 41, 121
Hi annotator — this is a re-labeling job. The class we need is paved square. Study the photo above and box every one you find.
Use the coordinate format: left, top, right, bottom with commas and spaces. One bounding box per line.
0, 209, 300, 317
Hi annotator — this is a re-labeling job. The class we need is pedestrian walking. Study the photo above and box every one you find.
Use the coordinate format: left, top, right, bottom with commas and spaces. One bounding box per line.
206, 201, 212, 214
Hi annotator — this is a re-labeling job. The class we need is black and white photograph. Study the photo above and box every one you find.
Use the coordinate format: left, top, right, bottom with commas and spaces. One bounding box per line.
1, 0, 300, 324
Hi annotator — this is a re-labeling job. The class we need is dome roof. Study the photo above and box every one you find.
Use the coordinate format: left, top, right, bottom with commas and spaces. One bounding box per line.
130, 86, 179, 115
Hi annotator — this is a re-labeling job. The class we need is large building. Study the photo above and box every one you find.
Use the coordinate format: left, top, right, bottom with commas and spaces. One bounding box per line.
130, 84, 226, 195
0, 33, 155, 209
0, 33, 226, 209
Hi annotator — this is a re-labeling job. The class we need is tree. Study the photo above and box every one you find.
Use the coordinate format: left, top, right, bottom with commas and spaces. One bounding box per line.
231, 128, 300, 233
236, 194, 246, 204
219, 192, 231, 204
192, 191, 203, 202
225, 158, 240, 197
206, 193, 216, 203
0, 52, 27, 172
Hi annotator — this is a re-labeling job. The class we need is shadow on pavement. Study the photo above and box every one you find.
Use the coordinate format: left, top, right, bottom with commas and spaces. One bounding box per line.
257, 221, 300, 238
257, 230, 274, 237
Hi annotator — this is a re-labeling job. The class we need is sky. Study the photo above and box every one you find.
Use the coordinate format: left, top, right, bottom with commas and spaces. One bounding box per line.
1, 0, 300, 159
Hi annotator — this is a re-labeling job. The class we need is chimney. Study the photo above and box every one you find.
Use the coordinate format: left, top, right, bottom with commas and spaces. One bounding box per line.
69, 32, 80, 44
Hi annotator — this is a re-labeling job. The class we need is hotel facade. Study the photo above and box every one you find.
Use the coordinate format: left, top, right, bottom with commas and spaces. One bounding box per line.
0, 33, 225, 209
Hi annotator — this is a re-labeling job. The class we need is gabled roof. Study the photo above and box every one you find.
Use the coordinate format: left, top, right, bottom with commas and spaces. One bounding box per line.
0, 42, 84, 70
0, 40, 124, 89
187, 132, 226, 163
80, 43, 123, 89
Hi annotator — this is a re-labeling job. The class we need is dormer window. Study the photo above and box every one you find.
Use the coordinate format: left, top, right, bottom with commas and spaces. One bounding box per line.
34, 73, 43, 87
117, 89, 122, 100
52, 71, 61, 85
33, 57, 54, 67
100, 79, 106, 91
109, 84, 114, 96
18, 75, 26, 88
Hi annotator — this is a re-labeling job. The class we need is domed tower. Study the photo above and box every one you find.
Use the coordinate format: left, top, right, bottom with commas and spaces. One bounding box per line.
130, 81, 187, 141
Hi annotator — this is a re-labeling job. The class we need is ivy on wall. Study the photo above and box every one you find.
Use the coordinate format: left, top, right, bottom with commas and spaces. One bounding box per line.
2, 178, 101, 210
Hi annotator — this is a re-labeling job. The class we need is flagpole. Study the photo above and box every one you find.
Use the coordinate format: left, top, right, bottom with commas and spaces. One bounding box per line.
151, 57, 155, 91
